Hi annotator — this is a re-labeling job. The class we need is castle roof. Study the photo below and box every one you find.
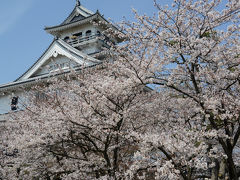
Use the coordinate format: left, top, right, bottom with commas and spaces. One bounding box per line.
0, 38, 101, 93
44, 2, 122, 41
16, 38, 100, 82
45, 3, 96, 35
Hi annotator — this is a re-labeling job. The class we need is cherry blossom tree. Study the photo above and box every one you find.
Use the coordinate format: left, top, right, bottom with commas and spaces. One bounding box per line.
1, 65, 157, 180
112, 0, 240, 179
1, 0, 240, 179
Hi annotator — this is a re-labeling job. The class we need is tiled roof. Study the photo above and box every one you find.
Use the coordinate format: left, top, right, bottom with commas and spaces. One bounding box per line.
45, 4, 94, 32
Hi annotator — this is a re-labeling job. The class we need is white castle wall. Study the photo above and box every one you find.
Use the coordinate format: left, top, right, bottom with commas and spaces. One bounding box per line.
0, 95, 11, 115
59, 23, 98, 40
0, 91, 25, 120
59, 24, 104, 55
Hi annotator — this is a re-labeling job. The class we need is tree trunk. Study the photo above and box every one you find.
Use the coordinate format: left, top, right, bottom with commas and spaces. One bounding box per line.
211, 160, 219, 180
227, 155, 238, 180
218, 159, 226, 180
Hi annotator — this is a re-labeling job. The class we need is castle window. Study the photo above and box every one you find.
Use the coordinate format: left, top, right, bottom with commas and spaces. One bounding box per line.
97, 31, 101, 36
73, 32, 82, 37
11, 96, 18, 111
64, 36, 70, 42
86, 30, 92, 37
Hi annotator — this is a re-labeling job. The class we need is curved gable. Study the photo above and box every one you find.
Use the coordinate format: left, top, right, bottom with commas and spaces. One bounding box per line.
16, 39, 100, 82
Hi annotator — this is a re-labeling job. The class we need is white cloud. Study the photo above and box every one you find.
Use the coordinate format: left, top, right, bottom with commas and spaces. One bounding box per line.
0, 0, 34, 35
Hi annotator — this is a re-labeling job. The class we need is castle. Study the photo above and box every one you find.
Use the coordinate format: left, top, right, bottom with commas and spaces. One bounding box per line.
0, 0, 121, 120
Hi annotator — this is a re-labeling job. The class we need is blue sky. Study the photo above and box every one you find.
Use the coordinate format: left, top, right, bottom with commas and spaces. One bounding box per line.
0, 0, 170, 85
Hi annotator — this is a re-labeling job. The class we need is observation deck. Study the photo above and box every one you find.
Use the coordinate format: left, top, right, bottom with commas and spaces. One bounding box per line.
65, 33, 111, 48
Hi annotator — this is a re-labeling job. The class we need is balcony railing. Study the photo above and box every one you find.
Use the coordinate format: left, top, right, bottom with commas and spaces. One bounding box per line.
66, 34, 112, 49
67, 34, 101, 46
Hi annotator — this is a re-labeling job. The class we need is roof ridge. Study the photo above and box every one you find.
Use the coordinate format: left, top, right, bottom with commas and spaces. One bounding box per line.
45, 13, 98, 31
57, 3, 94, 26
76, 0, 81, 7
78, 5, 94, 15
